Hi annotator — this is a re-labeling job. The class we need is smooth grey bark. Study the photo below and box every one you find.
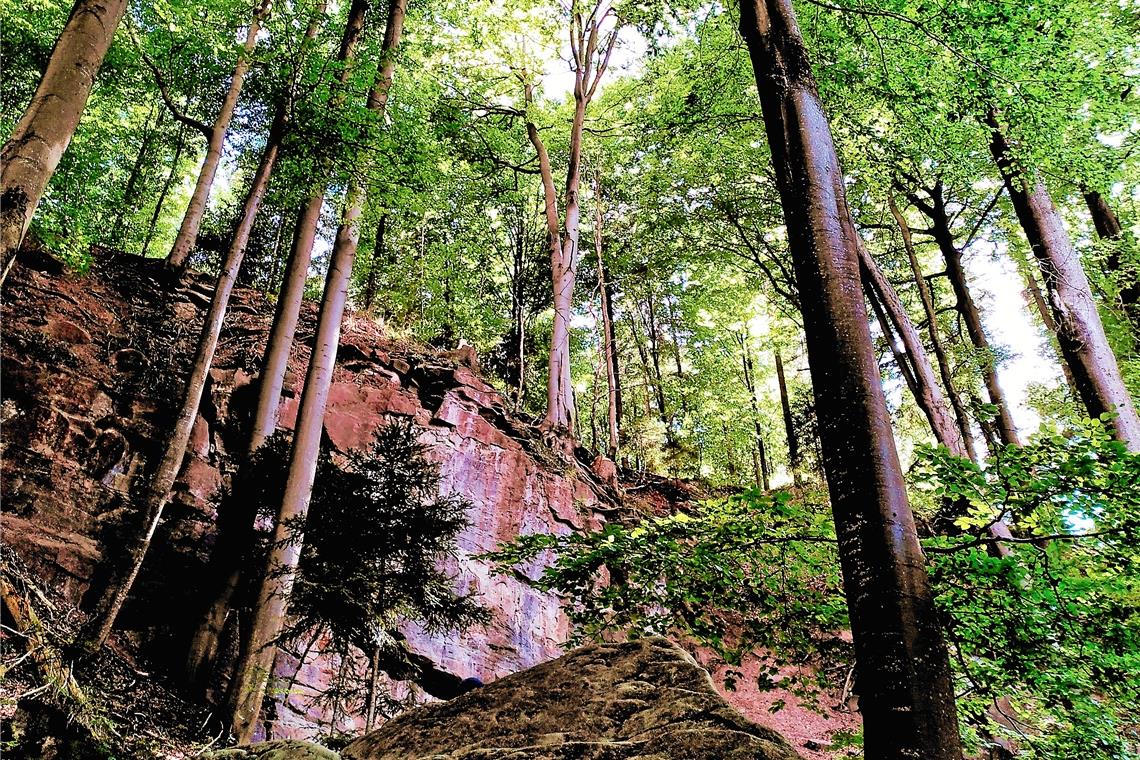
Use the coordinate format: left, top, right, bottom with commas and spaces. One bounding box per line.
0, 0, 128, 284
226, 0, 407, 740
739, 1, 963, 756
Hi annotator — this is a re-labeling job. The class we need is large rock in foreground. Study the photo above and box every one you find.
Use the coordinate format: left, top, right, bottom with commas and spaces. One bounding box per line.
342, 637, 806, 760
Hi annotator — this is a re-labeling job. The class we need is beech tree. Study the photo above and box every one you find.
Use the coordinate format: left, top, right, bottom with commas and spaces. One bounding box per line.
226, 0, 408, 740
0, 0, 128, 283
163, 0, 271, 271
736, 1, 963, 755
519, 0, 620, 433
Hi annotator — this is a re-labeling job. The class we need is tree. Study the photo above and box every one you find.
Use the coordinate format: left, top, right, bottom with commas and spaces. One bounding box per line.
0, 0, 128, 284
520, 0, 619, 434
163, 0, 272, 271
285, 420, 487, 733
988, 115, 1140, 451
737, 1, 963, 755
226, 0, 408, 739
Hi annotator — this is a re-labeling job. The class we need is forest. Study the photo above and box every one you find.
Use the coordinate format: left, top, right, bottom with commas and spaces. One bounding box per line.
1, 0, 1140, 758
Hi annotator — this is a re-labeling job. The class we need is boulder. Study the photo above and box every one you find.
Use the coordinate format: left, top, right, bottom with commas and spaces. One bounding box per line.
342, 637, 806, 760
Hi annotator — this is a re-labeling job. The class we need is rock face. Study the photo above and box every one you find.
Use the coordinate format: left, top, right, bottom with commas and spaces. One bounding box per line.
342, 637, 806, 760
0, 252, 619, 739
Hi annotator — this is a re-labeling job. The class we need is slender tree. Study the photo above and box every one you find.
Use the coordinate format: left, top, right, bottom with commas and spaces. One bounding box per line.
182, 3, 331, 689
773, 348, 801, 486
889, 196, 977, 458
164, 0, 272, 271
594, 173, 621, 458
226, 0, 408, 739
905, 180, 1022, 448
858, 244, 969, 458
83, 90, 294, 651
521, 0, 619, 433
0, 0, 129, 283
738, 1, 963, 756
988, 115, 1140, 451
246, 0, 371, 455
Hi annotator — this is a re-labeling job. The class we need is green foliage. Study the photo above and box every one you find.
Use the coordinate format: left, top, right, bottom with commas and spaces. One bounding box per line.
915, 420, 1140, 758
485, 488, 848, 689
491, 418, 1140, 755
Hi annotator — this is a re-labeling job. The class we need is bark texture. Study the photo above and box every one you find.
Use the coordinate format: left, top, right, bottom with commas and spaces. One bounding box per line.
226, 0, 407, 740
83, 103, 288, 651
988, 117, 1140, 451
165, 0, 271, 270
739, 1, 963, 756
889, 197, 977, 458
858, 244, 969, 458
0, 0, 128, 284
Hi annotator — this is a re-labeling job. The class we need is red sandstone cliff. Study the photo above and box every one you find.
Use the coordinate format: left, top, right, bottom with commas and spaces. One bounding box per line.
0, 250, 621, 740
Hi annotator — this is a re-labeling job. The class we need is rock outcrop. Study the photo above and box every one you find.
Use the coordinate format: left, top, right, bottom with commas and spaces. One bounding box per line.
0, 251, 619, 738
214, 639, 806, 760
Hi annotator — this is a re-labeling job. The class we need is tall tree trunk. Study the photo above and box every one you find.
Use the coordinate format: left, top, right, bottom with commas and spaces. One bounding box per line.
988, 115, 1140, 451
165, 0, 271, 271
644, 297, 670, 432
1020, 256, 1081, 397
738, 2, 963, 756
0, 0, 129, 284
595, 178, 621, 457
865, 274, 920, 401
920, 182, 1022, 447
365, 641, 382, 732
182, 6, 329, 689
738, 333, 770, 491
142, 123, 187, 257
83, 100, 289, 651
774, 348, 801, 486
858, 244, 969, 458
524, 2, 618, 433
890, 196, 977, 459
226, 1, 407, 740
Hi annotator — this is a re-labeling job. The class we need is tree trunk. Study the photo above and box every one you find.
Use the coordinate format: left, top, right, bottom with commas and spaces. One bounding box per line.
165, 0, 271, 271
774, 349, 801, 486
595, 174, 621, 458
110, 105, 161, 243
1020, 256, 1081, 397
865, 274, 920, 401
142, 123, 187, 257
1083, 187, 1139, 323
988, 115, 1140, 451
182, 6, 329, 687
738, 2, 963, 756
0, 0, 129, 284
365, 641, 382, 732
890, 196, 977, 459
738, 333, 770, 491
225, 0, 407, 740
362, 213, 387, 311
858, 244, 969, 458
644, 297, 670, 433
922, 182, 1022, 447
83, 100, 288, 651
